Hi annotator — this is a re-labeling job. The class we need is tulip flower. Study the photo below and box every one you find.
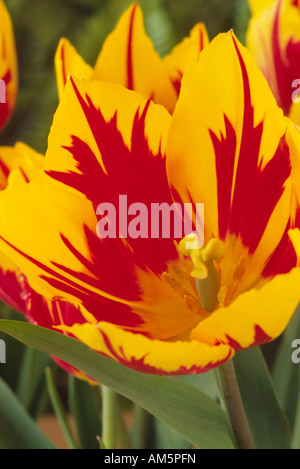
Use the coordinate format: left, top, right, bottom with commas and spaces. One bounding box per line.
55, 3, 209, 113
0, 0, 17, 130
0, 32, 299, 376
247, 0, 300, 124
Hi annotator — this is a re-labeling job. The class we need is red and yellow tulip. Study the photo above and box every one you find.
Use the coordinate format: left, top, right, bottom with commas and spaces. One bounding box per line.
0, 32, 300, 375
247, 0, 300, 123
0, 0, 17, 130
55, 3, 209, 113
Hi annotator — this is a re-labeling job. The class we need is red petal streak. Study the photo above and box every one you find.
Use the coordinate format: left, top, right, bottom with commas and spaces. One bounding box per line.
217, 324, 272, 352
0, 268, 25, 314
60, 43, 67, 88
0, 69, 11, 130
171, 70, 183, 97
263, 220, 297, 277
213, 36, 291, 253
271, 0, 300, 115
211, 116, 236, 240
127, 3, 137, 91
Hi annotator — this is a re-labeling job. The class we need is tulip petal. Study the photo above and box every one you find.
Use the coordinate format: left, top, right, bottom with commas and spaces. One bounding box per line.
57, 320, 234, 376
163, 23, 209, 98
0, 143, 44, 313
247, 0, 300, 119
0, 142, 44, 189
0, 250, 25, 313
248, 0, 276, 15
54, 38, 93, 100
167, 31, 294, 289
92, 3, 177, 113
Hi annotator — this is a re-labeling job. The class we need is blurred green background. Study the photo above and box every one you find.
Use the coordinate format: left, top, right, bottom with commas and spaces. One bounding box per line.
0, 0, 250, 154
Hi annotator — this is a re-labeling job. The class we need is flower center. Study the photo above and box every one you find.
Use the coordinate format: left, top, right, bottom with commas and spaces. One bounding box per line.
179, 234, 225, 313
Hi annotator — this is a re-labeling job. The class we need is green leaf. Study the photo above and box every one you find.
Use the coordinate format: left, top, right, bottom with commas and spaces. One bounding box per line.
292, 371, 300, 449
179, 370, 219, 400
68, 375, 102, 449
0, 320, 236, 449
272, 305, 300, 430
131, 405, 155, 449
0, 377, 55, 449
234, 347, 291, 449
154, 419, 193, 449
17, 347, 51, 418
45, 367, 79, 449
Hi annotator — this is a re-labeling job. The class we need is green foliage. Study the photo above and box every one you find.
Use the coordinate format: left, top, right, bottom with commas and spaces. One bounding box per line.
0, 320, 236, 449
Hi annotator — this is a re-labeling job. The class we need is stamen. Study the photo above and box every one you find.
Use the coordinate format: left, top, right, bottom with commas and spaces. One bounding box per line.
162, 271, 193, 300
179, 234, 225, 313
184, 295, 203, 315
217, 286, 228, 307
233, 256, 247, 281
162, 272, 181, 291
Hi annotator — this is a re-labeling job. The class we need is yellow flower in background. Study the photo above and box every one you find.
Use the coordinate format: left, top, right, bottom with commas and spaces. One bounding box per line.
247, 0, 300, 124
55, 2, 209, 114
0, 0, 17, 130
0, 32, 300, 375
0, 143, 43, 313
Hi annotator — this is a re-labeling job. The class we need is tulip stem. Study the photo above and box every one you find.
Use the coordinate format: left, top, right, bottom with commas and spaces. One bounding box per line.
45, 367, 79, 449
101, 385, 117, 449
132, 404, 150, 449
217, 360, 255, 450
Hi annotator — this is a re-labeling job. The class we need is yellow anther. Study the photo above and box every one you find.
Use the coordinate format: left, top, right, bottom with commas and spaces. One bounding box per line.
184, 295, 202, 315
178, 233, 201, 256
202, 238, 225, 263
233, 256, 247, 282
162, 272, 181, 290
217, 286, 228, 307
162, 271, 191, 300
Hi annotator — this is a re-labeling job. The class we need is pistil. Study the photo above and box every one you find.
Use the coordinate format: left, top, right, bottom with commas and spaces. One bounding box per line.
179, 235, 225, 313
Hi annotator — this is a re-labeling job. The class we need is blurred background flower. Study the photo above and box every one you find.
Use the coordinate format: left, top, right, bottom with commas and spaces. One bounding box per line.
0, 0, 250, 153
247, 0, 300, 124
0, 0, 18, 131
